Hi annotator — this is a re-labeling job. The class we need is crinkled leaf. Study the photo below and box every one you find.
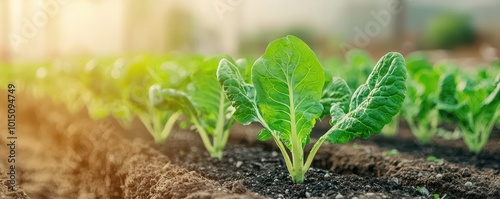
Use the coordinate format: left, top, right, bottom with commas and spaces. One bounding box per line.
252, 35, 325, 149
321, 77, 351, 117
329, 103, 346, 126
217, 59, 259, 125
326, 52, 407, 144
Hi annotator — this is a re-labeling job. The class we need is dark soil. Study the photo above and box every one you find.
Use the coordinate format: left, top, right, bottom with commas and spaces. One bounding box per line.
159, 122, 500, 199
160, 137, 423, 198
360, 122, 500, 171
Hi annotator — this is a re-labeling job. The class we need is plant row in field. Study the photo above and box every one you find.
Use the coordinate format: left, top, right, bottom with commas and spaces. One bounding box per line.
403, 53, 500, 152
326, 50, 500, 152
1, 54, 238, 158
0, 36, 407, 183
1, 35, 497, 183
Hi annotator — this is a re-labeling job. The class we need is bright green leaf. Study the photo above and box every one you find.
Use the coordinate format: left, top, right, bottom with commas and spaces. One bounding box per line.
217, 59, 259, 125
326, 52, 407, 144
252, 35, 325, 148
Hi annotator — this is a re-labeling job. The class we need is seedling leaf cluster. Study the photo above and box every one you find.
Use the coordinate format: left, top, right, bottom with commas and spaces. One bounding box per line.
218, 35, 407, 183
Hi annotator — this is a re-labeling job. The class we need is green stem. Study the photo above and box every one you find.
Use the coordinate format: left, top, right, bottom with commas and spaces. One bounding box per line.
407, 118, 434, 143
157, 111, 181, 143
218, 119, 234, 153
303, 136, 326, 173
291, 139, 305, 183
288, 84, 305, 183
211, 92, 228, 159
220, 128, 231, 148
191, 116, 215, 156
272, 135, 294, 176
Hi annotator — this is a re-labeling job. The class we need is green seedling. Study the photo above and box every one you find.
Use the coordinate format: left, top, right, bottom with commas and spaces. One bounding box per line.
218, 35, 406, 183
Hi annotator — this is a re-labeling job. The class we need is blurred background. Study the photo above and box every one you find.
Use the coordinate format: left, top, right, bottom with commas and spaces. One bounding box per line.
1, 0, 499, 64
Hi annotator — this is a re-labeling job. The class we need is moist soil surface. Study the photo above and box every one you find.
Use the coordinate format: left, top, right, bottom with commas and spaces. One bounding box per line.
1, 92, 499, 198
159, 122, 500, 199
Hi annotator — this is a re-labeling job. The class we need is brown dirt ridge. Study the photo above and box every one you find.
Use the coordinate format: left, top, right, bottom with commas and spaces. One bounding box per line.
0, 92, 258, 199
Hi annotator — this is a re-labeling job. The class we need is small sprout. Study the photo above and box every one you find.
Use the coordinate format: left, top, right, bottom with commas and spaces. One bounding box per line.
151, 56, 239, 158
427, 155, 444, 165
417, 186, 429, 196
383, 149, 399, 156
433, 193, 440, 199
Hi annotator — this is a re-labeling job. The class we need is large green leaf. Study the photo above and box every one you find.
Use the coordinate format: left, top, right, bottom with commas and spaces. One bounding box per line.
217, 59, 259, 125
326, 52, 407, 144
321, 77, 351, 118
252, 35, 325, 148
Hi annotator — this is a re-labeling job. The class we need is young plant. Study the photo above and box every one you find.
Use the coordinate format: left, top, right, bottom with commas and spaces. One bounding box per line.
438, 73, 500, 152
401, 54, 442, 143
217, 35, 406, 183
117, 55, 201, 143
149, 56, 239, 159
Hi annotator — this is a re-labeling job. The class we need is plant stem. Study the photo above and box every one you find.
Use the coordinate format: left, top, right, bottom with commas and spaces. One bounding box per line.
303, 136, 326, 173
212, 92, 228, 159
272, 135, 294, 176
291, 137, 304, 183
158, 111, 181, 142
191, 116, 215, 156
288, 82, 304, 183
